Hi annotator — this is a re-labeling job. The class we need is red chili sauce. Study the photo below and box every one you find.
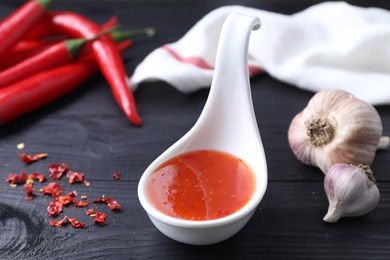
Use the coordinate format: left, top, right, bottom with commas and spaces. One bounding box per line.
146, 150, 256, 221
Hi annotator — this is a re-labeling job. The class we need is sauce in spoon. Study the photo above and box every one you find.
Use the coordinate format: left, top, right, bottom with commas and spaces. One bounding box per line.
146, 150, 256, 221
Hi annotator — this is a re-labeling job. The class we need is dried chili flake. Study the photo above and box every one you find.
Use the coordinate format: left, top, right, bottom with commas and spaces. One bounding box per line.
6, 171, 27, 185
48, 163, 69, 180
50, 216, 68, 227
28, 172, 46, 183
66, 191, 78, 197
19, 153, 48, 164
47, 200, 63, 217
5, 157, 124, 229
73, 199, 89, 208
106, 198, 121, 210
24, 183, 35, 200
93, 196, 121, 210
68, 218, 86, 228
112, 172, 121, 180
58, 195, 74, 205
50, 216, 86, 228
40, 182, 63, 198
66, 170, 84, 184
94, 212, 107, 225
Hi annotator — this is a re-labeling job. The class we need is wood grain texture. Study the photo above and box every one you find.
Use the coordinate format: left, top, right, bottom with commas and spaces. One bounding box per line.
0, 1, 389, 259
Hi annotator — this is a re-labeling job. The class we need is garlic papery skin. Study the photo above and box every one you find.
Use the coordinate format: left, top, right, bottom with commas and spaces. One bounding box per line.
288, 89, 383, 174
323, 163, 380, 223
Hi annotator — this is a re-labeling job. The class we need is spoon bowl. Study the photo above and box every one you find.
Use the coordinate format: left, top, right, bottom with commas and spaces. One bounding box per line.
138, 12, 267, 245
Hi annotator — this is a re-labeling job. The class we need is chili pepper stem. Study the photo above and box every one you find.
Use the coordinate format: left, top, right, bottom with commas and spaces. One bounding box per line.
65, 27, 117, 59
64, 39, 88, 59
36, 0, 53, 9
111, 27, 155, 42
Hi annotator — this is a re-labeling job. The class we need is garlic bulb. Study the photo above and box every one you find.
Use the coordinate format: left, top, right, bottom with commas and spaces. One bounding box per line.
323, 163, 380, 223
288, 89, 384, 173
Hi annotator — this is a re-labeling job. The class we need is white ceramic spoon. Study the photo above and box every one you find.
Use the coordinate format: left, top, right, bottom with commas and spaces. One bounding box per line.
138, 12, 267, 245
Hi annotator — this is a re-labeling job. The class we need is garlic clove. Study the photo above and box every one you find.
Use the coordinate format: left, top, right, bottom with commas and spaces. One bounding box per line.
323, 163, 380, 223
288, 89, 384, 173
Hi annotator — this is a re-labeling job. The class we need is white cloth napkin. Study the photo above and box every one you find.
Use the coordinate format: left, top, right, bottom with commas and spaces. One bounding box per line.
130, 2, 390, 105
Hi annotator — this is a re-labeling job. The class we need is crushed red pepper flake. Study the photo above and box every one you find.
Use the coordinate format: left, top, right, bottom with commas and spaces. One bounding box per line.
49, 216, 69, 227
6, 153, 123, 229
48, 163, 69, 180
68, 217, 86, 228
73, 199, 89, 208
58, 195, 74, 205
19, 153, 48, 164
50, 216, 86, 228
66, 170, 85, 184
24, 183, 35, 200
93, 196, 121, 210
40, 182, 63, 198
47, 200, 63, 217
66, 191, 78, 197
6, 171, 27, 185
27, 172, 46, 183
112, 172, 121, 180
94, 212, 107, 225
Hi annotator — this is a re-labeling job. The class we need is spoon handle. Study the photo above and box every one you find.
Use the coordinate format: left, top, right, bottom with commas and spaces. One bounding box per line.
196, 13, 261, 151
213, 13, 260, 92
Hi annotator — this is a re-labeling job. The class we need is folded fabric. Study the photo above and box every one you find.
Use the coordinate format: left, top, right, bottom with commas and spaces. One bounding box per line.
130, 2, 390, 105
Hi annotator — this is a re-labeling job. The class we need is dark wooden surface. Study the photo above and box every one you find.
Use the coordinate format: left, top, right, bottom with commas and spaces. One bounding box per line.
1, 1, 390, 259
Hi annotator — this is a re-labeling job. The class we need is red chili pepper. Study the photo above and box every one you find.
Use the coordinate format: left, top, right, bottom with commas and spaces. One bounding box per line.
0, 16, 118, 71
0, 0, 53, 56
99, 16, 119, 31
0, 56, 96, 123
0, 44, 52, 71
23, 15, 118, 41
12, 40, 61, 53
49, 11, 143, 126
22, 14, 61, 41
0, 35, 103, 88
0, 40, 131, 124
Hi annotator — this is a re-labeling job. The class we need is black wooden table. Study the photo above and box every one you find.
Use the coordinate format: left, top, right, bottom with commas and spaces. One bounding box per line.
1, 0, 390, 259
